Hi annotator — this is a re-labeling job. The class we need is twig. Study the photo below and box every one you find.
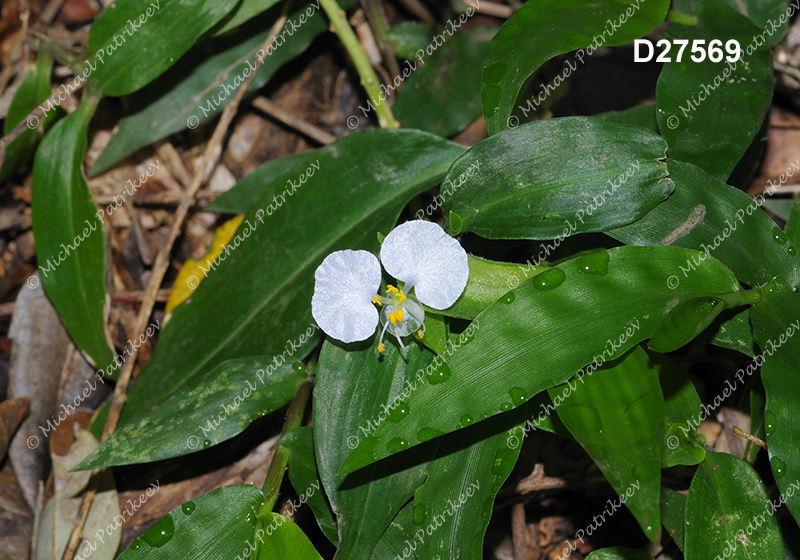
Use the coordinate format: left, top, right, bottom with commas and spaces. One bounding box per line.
360, 0, 401, 78
41, 0, 67, 25
58, 13, 291, 560
93, 190, 220, 206
0, 302, 15, 317
318, 0, 399, 128
511, 502, 529, 560
111, 289, 171, 303
733, 425, 767, 449
515, 463, 566, 494
251, 96, 337, 144
395, 0, 436, 25
467, 0, 513, 18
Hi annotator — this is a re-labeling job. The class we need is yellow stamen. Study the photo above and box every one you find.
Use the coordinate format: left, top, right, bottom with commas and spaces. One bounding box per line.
372, 295, 382, 305
395, 309, 404, 323
396, 291, 407, 304
386, 285, 400, 295
378, 343, 385, 352
418, 330, 424, 338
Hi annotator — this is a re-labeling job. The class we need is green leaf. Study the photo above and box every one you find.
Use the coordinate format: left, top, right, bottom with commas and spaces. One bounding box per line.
672, 0, 792, 43
785, 196, 800, 249
92, 6, 325, 174
595, 104, 658, 133
440, 255, 547, 320
413, 411, 526, 560
207, 152, 312, 214
481, 0, 669, 135
31, 97, 114, 371
256, 513, 324, 560
281, 427, 338, 544
120, 130, 464, 425
118, 485, 264, 559
369, 502, 416, 559
384, 22, 435, 60
342, 245, 740, 473
314, 338, 439, 560
648, 296, 728, 353
551, 346, 663, 542
699, 307, 756, 358
442, 117, 673, 240
586, 548, 654, 560
77, 359, 305, 469
660, 487, 686, 551
656, 2, 773, 180
749, 283, 800, 525
393, 28, 493, 137
86, 0, 239, 96
211, 0, 281, 36
608, 159, 800, 288
419, 312, 447, 355
650, 352, 705, 468
685, 450, 784, 559
0, 53, 58, 183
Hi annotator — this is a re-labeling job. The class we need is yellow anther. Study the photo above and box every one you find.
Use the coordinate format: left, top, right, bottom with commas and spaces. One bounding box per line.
372, 295, 382, 305
396, 291, 407, 303
386, 285, 400, 295
396, 309, 404, 322
378, 343, 385, 352
418, 330, 424, 338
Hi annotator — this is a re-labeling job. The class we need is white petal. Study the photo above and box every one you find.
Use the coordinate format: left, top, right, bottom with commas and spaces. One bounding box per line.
312, 250, 381, 343
380, 220, 469, 310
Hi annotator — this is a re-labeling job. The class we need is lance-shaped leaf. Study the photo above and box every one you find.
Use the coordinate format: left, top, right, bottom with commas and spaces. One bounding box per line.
76, 359, 306, 469
92, 5, 329, 174
586, 549, 654, 560
648, 296, 728, 353
786, 197, 800, 249
672, 0, 791, 44
481, 0, 669, 135
369, 502, 416, 559
441, 118, 673, 240
656, 2, 773, 180
120, 130, 465, 425
661, 488, 687, 552
413, 408, 526, 559
685, 450, 784, 559
118, 485, 264, 559
699, 307, 756, 358
314, 339, 439, 560
342, 246, 740, 473
0, 53, 57, 182
608, 159, 800, 288
393, 28, 494, 138
211, 0, 281, 36
749, 283, 800, 525
86, 0, 239, 96
31, 98, 114, 370
256, 513, 324, 560
281, 427, 338, 544
551, 346, 663, 542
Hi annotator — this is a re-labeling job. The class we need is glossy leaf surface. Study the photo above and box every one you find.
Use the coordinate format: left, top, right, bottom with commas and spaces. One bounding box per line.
78, 359, 305, 469
481, 0, 669, 135
256, 513, 324, 560
609, 159, 800, 288
672, 0, 791, 43
552, 346, 663, 541
685, 450, 784, 559
442, 118, 672, 240
648, 296, 727, 353
121, 130, 464, 425
656, 2, 772, 180
31, 99, 114, 370
342, 246, 740, 473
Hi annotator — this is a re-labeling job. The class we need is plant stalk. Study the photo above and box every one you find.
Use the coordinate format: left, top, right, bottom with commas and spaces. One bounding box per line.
318, 0, 399, 128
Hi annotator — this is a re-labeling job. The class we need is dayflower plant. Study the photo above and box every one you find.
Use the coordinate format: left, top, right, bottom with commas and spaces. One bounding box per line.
312, 220, 469, 350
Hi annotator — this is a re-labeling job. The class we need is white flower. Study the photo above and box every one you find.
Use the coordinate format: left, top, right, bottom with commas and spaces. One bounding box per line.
312, 220, 469, 350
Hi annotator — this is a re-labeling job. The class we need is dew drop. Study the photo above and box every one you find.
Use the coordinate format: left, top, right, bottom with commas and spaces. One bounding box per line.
417, 428, 444, 442
142, 514, 174, 548
577, 251, 609, 275
773, 457, 787, 479
388, 403, 410, 423
203, 439, 211, 448
292, 361, 305, 374
181, 501, 196, 516
508, 387, 526, 406
387, 438, 410, 453
532, 268, 566, 291
500, 402, 513, 412
773, 227, 787, 244
764, 410, 777, 437
131, 541, 142, 551
413, 504, 428, 525
460, 414, 475, 428
763, 282, 778, 293
500, 291, 516, 304
481, 413, 490, 420
427, 362, 452, 385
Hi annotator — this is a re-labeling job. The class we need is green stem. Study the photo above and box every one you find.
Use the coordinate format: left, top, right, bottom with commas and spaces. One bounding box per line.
666, 9, 697, 25
318, 0, 399, 128
719, 289, 762, 309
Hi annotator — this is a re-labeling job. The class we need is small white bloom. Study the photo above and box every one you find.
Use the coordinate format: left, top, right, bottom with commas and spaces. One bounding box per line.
311, 221, 469, 351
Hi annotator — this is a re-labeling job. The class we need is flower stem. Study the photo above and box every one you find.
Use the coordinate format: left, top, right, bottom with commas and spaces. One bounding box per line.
318, 0, 399, 128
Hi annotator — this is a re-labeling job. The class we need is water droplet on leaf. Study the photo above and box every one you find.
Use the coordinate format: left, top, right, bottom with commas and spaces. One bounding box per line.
532, 268, 566, 291
181, 501, 196, 516
142, 514, 174, 548
417, 428, 444, 442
